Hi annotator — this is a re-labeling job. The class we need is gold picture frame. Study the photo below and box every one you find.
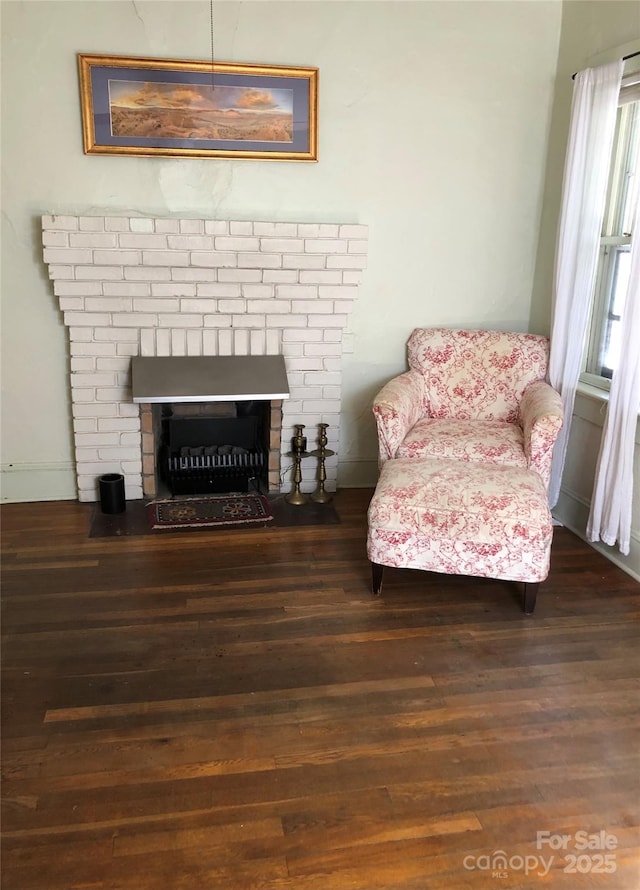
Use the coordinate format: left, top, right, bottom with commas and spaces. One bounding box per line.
78, 53, 318, 161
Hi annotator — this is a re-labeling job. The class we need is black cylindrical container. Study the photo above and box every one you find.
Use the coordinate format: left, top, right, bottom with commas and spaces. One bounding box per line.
99, 473, 126, 514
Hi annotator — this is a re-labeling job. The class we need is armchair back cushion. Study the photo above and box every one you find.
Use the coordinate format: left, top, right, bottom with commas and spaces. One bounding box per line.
407, 328, 550, 422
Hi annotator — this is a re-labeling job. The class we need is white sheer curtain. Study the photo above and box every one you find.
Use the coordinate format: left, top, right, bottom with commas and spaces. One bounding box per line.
587, 201, 640, 555
548, 60, 624, 507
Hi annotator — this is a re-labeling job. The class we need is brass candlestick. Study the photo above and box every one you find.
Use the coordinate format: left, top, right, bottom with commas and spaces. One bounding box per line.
285, 424, 309, 505
310, 423, 335, 503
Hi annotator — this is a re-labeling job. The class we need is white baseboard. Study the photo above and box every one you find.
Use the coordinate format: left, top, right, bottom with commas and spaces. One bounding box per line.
0, 461, 77, 504
0, 458, 378, 504
553, 487, 640, 583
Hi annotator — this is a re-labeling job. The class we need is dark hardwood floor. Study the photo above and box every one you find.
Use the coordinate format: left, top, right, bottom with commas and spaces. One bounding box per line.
1, 490, 639, 889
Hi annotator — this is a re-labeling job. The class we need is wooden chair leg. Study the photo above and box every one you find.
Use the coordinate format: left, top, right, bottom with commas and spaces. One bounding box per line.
523, 582, 538, 615
372, 562, 384, 595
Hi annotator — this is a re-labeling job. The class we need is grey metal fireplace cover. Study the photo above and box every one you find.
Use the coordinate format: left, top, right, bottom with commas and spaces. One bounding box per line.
131, 355, 290, 404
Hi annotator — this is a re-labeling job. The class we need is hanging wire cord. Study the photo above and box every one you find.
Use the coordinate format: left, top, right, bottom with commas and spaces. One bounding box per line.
572, 50, 640, 80
209, 0, 215, 92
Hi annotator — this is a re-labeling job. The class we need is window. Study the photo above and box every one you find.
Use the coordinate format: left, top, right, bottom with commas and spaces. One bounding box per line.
582, 82, 639, 388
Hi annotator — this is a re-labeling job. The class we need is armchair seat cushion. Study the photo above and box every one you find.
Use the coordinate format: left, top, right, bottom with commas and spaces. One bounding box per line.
367, 458, 552, 584
396, 418, 526, 468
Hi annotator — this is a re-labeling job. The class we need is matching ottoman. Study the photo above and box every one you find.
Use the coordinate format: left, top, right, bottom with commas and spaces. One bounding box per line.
366, 458, 553, 613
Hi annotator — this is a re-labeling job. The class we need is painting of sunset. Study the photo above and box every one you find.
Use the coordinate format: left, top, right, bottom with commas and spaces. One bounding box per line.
108, 79, 294, 143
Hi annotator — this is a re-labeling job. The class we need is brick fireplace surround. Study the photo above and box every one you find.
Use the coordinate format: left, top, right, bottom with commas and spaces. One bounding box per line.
42, 215, 368, 503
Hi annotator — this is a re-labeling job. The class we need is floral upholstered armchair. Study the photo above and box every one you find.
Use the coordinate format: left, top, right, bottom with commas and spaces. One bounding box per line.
372, 328, 564, 490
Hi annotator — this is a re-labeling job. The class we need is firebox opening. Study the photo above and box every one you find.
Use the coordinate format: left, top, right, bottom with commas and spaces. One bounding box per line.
157, 400, 271, 497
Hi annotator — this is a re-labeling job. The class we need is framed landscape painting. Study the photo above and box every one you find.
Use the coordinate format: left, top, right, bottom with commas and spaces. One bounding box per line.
78, 54, 318, 161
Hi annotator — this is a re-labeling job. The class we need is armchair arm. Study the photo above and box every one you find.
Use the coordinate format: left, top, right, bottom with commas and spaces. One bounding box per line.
519, 380, 564, 488
373, 370, 426, 464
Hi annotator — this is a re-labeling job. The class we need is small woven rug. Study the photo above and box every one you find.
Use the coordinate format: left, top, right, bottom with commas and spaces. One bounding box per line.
148, 493, 273, 530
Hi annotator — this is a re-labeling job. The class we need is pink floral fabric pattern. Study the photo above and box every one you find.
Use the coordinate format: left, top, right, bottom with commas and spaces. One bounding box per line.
373, 371, 425, 463
396, 418, 526, 467
367, 459, 552, 583
519, 380, 564, 488
408, 328, 550, 421
372, 329, 564, 489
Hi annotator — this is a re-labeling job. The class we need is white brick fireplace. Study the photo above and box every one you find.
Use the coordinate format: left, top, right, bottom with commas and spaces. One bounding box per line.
42, 215, 368, 503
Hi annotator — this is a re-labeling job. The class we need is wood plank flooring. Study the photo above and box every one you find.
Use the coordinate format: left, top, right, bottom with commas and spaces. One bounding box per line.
1, 490, 639, 889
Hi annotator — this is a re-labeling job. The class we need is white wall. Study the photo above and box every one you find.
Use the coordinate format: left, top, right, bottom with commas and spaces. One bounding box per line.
1, 0, 562, 500
530, 1, 640, 580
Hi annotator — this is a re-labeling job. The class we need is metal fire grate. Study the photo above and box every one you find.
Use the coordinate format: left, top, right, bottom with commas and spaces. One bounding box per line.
168, 447, 265, 473
165, 446, 266, 495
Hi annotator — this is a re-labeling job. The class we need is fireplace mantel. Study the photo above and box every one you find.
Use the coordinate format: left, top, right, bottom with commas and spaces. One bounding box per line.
131, 355, 290, 403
